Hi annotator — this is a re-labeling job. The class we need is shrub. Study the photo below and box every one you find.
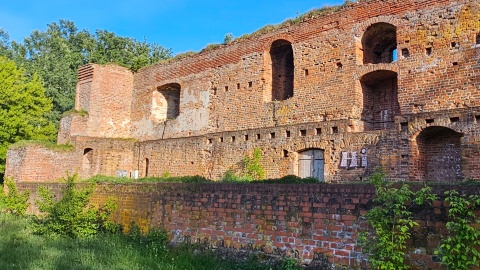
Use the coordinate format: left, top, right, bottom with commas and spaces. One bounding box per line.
359, 171, 436, 270
243, 148, 266, 180
221, 170, 251, 183
34, 174, 118, 238
127, 222, 169, 257
437, 190, 480, 269
0, 178, 29, 215
280, 257, 301, 270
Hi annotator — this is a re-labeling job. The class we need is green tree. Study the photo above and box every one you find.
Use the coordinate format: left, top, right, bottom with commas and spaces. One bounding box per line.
0, 56, 56, 175
89, 29, 172, 71
20, 20, 93, 124
0, 29, 11, 57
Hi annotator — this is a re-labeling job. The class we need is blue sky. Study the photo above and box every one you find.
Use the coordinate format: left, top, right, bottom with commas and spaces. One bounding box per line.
0, 0, 345, 55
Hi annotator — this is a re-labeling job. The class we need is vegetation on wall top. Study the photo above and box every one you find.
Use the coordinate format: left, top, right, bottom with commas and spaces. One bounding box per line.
9, 140, 74, 152
158, 0, 354, 63
235, 1, 352, 43
61, 109, 89, 117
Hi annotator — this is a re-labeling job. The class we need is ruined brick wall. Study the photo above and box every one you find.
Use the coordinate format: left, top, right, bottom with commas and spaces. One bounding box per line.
57, 113, 88, 145
134, 122, 382, 182
5, 145, 79, 182
5, 0, 480, 183
68, 137, 135, 179
5, 138, 135, 181
130, 0, 479, 140
125, 0, 480, 182
16, 182, 480, 269
75, 64, 134, 138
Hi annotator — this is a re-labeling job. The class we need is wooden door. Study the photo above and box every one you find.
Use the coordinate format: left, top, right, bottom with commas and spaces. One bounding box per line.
298, 149, 324, 181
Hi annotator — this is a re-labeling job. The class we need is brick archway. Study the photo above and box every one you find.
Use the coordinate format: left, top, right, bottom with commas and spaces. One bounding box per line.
269, 39, 294, 101
361, 22, 397, 64
152, 83, 181, 122
412, 126, 463, 182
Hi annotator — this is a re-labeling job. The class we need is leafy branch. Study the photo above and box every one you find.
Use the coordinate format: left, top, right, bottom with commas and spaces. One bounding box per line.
360, 171, 436, 270
437, 190, 480, 269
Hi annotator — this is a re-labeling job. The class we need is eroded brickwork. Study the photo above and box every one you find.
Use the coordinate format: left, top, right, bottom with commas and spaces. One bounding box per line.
5, 0, 480, 183
75, 64, 134, 138
16, 182, 480, 269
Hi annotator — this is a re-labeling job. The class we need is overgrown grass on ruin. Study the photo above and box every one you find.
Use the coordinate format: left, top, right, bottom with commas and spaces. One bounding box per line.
86, 174, 322, 184
156, 0, 353, 64
9, 140, 74, 151
0, 213, 293, 270
87, 175, 212, 184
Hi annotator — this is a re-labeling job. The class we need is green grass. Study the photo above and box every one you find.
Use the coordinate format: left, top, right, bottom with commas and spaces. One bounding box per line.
86, 174, 324, 184
87, 175, 212, 184
61, 109, 89, 117
0, 213, 289, 270
9, 140, 74, 151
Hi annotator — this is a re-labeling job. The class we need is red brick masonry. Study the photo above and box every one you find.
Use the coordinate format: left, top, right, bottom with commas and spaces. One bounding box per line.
17, 182, 478, 269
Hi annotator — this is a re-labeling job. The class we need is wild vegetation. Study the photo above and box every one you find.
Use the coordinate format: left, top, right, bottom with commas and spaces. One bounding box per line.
34, 175, 120, 238
0, 176, 301, 269
3, 172, 480, 269
0, 178, 30, 215
0, 57, 56, 177
163, 1, 353, 59
437, 190, 480, 269
359, 172, 436, 270
360, 172, 480, 270
0, 212, 302, 270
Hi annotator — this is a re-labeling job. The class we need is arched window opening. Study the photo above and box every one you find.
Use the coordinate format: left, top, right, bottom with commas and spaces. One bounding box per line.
270, 39, 294, 101
152, 83, 180, 122
361, 70, 399, 130
476, 32, 480, 45
298, 149, 324, 181
415, 127, 463, 182
82, 148, 94, 170
144, 158, 149, 177
362, 23, 397, 64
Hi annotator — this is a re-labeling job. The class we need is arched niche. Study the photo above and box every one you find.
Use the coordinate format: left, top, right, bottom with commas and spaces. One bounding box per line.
414, 127, 463, 182
82, 148, 94, 171
269, 39, 294, 101
152, 83, 181, 122
361, 23, 397, 64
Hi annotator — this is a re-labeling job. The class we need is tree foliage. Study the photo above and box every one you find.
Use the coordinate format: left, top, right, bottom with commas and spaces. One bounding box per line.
0, 56, 56, 174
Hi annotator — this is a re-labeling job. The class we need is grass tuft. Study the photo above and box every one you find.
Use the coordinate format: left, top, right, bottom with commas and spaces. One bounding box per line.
9, 140, 74, 152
